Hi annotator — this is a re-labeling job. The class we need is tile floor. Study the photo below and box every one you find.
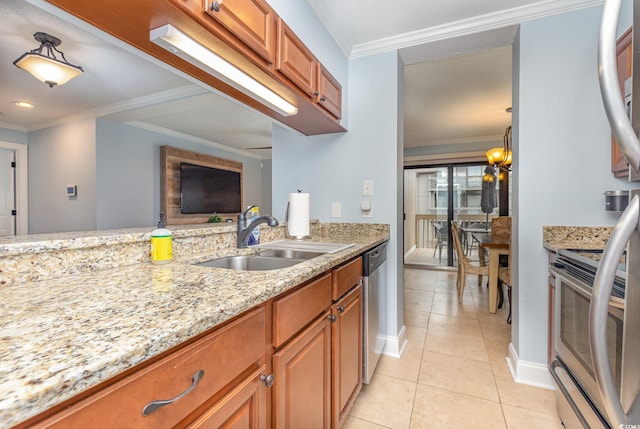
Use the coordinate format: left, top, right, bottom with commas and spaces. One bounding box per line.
345, 268, 563, 429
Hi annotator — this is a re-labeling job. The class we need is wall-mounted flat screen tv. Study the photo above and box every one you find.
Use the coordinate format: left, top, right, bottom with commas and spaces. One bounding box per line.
180, 162, 241, 214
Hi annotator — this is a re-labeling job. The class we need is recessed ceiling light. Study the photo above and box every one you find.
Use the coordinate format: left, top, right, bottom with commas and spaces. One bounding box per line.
14, 101, 35, 108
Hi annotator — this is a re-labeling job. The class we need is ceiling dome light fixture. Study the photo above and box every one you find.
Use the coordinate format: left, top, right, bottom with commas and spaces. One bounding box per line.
14, 101, 35, 108
13, 32, 84, 88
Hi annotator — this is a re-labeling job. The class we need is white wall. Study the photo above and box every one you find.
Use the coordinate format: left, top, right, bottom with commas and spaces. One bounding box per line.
22, 119, 266, 233
0, 128, 28, 144
273, 50, 405, 351
28, 119, 97, 233
513, 4, 637, 370
95, 119, 265, 229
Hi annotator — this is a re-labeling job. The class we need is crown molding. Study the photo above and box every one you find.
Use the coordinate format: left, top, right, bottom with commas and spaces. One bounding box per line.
350, 0, 603, 58
126, 120, 264, 160
0, 121, 28, 132
25, 85, 205, 132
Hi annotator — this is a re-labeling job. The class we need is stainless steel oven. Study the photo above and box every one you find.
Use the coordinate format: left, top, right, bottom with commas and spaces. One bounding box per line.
549, 250, 625, 428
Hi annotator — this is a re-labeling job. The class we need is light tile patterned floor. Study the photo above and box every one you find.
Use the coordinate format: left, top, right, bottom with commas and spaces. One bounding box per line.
345, 268, 563, 429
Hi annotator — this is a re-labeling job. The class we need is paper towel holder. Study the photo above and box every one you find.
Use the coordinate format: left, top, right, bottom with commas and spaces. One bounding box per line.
285, 191, 311, 240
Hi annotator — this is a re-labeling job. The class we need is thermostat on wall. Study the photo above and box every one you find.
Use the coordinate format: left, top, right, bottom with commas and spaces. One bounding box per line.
66, 185, 77, 197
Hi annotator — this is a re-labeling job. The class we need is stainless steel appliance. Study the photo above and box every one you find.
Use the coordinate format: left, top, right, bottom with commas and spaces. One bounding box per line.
362, 242, 387, 384
548, 0, 640, 425
549, 249, 626, 428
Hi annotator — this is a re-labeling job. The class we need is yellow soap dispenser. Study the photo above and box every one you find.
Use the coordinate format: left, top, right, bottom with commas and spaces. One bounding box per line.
151, 213, 172, 264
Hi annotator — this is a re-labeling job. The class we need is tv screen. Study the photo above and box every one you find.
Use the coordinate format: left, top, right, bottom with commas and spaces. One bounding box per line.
180, 162, 241, 214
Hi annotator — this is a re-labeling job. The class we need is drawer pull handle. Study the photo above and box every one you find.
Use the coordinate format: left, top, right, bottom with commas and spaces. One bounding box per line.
261, 373, 275, 388
210, 1, 222, 12
337, 306, 345, 313
142, 369, 205, 416
328, 315, 337, 322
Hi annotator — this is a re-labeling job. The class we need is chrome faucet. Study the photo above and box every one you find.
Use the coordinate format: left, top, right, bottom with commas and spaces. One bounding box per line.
237, 205, 279, 248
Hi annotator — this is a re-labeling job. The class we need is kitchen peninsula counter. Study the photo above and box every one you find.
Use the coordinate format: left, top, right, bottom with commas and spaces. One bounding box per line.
0, 222, 389, 428
543, 225, 613, 252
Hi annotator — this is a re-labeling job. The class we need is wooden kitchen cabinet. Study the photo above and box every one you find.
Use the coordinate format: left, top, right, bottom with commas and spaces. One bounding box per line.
170, 0, 276, 65
185, 366, 267, 429
331, 284, 363, 429
316, 63, 342, 119
276, 18, 343, 120
612, 27, 632, 177
276, 17, 317, 97
272, 311, 332, 429
202, 0, 276, 64
29, 307, 268, 429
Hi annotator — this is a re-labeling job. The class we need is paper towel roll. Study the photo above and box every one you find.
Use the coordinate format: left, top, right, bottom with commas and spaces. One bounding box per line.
287, 192, 310, 238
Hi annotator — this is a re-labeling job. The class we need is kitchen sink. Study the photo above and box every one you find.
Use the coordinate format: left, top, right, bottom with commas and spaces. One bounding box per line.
256, 249, 324, 259
196, 255, 307, 271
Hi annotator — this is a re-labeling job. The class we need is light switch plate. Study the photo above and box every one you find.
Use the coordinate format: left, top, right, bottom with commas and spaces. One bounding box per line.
331, 202, 341, 218
362, 180, 373, 197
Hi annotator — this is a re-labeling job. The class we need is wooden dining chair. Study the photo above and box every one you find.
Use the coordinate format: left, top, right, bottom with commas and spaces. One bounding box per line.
499, 251, 513, 324
451, 221, 489, 303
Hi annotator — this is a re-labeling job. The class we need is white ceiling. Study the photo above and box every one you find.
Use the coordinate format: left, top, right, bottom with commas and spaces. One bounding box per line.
1, 0, 601, 158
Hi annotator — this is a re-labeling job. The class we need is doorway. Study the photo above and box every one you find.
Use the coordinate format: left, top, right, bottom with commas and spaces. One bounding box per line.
0, 148, 15, 236
404, 162, 500, 269
0, 141, 28, 236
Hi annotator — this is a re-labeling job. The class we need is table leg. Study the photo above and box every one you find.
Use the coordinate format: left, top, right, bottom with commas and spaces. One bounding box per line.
489, 249, 499, 313
477, 244, 486, 286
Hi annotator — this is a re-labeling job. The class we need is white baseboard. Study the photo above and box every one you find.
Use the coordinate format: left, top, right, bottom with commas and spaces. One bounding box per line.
381, 325, 408, 358
404, 245, 416, 260
507, 342, 555, 390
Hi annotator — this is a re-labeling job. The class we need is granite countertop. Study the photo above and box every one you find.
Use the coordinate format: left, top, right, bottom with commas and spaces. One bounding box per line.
543, 225, 613, 252
0, 231, 388, 428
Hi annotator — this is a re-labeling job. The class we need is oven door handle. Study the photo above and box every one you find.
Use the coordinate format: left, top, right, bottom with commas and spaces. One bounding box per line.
590, 195, 639, 427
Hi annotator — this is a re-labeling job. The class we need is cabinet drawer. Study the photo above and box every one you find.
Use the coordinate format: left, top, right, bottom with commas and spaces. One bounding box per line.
332, 257, 363, 301
272, 273, 331, 348
35, 307, 266, 429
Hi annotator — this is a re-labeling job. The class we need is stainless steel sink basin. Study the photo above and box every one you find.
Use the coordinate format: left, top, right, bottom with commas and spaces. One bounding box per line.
257, 249, 324, 259
196, 255, 306, 271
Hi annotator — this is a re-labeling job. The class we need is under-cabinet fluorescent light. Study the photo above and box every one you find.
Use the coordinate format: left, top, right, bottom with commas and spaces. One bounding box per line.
150, 24, 298, 116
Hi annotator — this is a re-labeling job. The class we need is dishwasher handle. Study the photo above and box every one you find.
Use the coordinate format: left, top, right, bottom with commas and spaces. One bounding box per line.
363, 242, 387, 275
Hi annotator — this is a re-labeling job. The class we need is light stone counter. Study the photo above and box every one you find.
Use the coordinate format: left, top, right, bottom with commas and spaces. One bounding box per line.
543, 225, 613, 252
0, 223, 389, 428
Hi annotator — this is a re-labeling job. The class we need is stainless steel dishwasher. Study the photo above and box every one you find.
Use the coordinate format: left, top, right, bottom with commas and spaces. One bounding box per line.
362, 241, 387, 384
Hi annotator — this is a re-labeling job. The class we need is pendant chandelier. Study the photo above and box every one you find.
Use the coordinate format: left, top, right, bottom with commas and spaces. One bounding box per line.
486, 125, 512, 169
13, 32, 84, 88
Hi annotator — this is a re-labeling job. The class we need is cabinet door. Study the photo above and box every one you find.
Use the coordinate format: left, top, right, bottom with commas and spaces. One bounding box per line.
203, 0, 276, 64
186, 367, 267, 429
331, 285, 362, 429
316, 63, 342, 119
33, 308, 266, 429
613, 27, 632, 177
276, 17, 317, 97
273, 312, 331, 429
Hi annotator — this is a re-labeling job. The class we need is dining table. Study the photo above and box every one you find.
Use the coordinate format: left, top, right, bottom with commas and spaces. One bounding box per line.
459, 225, 490, 254
472, 232, 510, 313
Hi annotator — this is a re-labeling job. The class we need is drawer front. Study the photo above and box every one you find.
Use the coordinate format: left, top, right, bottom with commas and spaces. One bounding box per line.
272, 273, 331, 348
332, 257, 363, 301
36, 307, 266, 429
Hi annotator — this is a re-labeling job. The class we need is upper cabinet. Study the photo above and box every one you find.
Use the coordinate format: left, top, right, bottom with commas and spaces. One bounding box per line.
276, 18, 317, 98
46, 0, 346, 135
317, 63, 342, 120
276, 18, 342, 120
612, 27, 632, 177
202, 0, 275, 64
